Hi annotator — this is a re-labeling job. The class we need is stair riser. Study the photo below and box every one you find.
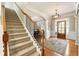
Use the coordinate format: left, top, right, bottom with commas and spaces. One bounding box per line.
9, 34, 28, 39
9, 37, 30, 46
7, 24, 22, 26
8, 30, 26, 34
5, 14, 18, 17
7, 27, 23, 29
6, 16, 19, 19
10, 42, 33, 55
7, 25, 23, 28
5, 12, 17, 16
7, 27, 24, 29
30, 52, 40, 56
7, 22, 21, 25
6, 20, 20, 23
21, 47, 36, 56
5, 14, 19, 18
6, 15, 18, 17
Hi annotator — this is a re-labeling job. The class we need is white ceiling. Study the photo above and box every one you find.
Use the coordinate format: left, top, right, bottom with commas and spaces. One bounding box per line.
17, 2, 76, 15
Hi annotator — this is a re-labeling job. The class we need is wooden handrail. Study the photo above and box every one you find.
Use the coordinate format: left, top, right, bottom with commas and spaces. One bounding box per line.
2, 5, 9, 56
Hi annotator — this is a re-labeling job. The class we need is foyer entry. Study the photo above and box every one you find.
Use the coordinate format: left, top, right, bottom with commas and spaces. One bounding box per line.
57, 21, 66, 39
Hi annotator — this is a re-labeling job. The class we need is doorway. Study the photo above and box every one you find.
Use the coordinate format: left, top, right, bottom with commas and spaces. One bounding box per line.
57, 21, 66, 39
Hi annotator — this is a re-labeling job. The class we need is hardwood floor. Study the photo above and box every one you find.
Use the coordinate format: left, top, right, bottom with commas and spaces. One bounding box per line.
44, 48, 61, 56
43, 38, 78, 56
66, 40, 78, 56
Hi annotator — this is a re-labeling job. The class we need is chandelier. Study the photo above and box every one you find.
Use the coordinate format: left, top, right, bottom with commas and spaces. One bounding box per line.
52, 9, 61, 18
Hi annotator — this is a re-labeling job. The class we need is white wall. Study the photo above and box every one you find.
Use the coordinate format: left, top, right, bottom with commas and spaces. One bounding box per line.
67, 16, 77, 40
50, 19, 55, 37
4, 2, 15, 10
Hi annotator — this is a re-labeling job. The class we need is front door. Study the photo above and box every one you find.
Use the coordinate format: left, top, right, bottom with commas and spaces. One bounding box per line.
57, 21, 66, 39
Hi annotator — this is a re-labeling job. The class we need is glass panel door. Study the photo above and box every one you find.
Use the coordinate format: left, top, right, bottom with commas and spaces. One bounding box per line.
57, 21, 66, 39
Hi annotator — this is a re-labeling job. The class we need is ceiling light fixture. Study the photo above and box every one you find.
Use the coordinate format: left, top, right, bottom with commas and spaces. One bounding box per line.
52, 9, 61, 18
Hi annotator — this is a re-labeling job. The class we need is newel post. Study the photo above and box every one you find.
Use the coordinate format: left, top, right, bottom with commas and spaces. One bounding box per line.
2, 4, 9, 56
41, 30, 45, 56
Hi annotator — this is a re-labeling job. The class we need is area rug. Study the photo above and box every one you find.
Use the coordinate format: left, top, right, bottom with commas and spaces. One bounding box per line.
44, 38, 68, 56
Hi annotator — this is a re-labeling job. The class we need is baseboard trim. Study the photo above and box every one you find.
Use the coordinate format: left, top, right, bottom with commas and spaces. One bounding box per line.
66, 37, 76, 40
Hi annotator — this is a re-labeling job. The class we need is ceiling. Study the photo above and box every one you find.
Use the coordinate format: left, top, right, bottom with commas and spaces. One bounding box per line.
17, 2, 76, 16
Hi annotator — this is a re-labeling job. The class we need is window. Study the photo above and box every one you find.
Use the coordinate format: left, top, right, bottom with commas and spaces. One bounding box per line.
57, 21, 66, 34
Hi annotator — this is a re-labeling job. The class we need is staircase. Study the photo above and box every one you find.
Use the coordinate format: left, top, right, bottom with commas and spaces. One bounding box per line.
5, 8, 40, 56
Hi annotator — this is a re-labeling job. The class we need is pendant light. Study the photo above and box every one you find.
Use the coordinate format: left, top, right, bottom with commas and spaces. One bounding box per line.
52, 9, 61, 18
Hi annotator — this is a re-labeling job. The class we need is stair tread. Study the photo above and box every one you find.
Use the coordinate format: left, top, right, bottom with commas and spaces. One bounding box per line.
13, 45, 35, 56
7, 20, 20, 21
10, 40, 32, 49
30, 52, 40, 56
8, 29, 25, 31
7, 26, 23, 27
9, 33, 27, 35
7, 23, 22, 25
9, 36, 29, 42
